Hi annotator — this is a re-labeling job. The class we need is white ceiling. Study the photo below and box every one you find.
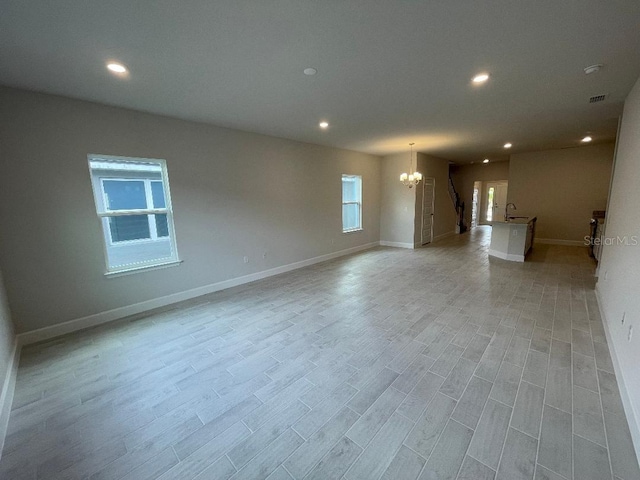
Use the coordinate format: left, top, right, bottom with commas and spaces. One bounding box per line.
1, 1, 639, 162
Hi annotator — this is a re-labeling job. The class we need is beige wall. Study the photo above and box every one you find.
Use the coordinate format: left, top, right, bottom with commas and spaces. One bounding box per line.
414, 153, 457, 244
380, 153, 417, 247
380, 152, 456, 247
450, 161, 510, 227
597, 75, 640, 456
0, 87, 382, 333
507, 144, 614, 242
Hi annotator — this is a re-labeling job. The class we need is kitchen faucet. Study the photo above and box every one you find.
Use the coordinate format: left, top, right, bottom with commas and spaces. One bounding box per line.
505, 203, 517, 221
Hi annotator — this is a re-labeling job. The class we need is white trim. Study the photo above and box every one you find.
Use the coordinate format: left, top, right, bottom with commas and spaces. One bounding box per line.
88, 154, 180, 275
595, 285, 640, 461
379, 241, 415, 249
421, 177, 435, 245
17, 242, 380, 346
0, 339, 20, 459
99, 209, 168, 217
534, 238, 585, 246
433, 231, 456, 242
342, 174, 363, 233
89, 160, 162, 173
488, 248, 525, 262
104, 259, 183, 278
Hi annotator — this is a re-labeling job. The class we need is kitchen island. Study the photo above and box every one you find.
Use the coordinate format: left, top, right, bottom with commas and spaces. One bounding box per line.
489, 216, 537, 262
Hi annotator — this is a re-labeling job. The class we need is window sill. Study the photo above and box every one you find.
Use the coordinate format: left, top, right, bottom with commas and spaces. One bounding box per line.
105, 259, 183, 278
342, 228, 363, 234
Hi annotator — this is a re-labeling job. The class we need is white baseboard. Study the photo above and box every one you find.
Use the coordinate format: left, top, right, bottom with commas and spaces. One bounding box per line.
488, 249, 525, 262
379, 241, 414, 249
17, 242, 380, 346
380, 233, 456, 250
434, 231, 456, 242
595, 285, 640, 461
0, 339, 20, 459
534, 238, 586, 246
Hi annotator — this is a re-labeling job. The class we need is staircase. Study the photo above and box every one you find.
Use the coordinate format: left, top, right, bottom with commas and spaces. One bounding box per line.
448, 176, 467, 233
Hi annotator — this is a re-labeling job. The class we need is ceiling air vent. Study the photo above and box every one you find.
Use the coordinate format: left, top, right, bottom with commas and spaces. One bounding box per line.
589, 94, 607, 103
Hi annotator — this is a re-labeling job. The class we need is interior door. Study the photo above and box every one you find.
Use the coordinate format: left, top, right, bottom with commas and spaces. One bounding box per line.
422, 178, 435, 245
493, 183, 508, 222
484, 181, 508, 224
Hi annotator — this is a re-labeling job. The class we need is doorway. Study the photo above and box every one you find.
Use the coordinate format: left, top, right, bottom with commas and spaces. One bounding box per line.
421, 177, 435, 245
484, 181, 508, 224
471, 181, 481, 228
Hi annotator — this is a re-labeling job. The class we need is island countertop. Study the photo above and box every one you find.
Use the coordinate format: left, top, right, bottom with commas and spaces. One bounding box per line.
489, 217, 537, 262
491, 216, 537, 225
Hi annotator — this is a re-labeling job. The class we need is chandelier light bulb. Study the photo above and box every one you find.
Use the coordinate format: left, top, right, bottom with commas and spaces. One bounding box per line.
400, 142, 422, 188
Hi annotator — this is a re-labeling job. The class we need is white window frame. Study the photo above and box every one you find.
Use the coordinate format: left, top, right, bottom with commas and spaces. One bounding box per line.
88, 155, 180, 275
342, 174, 363, 233
100, 178, 169, 245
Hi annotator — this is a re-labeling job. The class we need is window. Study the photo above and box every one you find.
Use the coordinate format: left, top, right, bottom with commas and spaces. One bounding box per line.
342, 174, 362, 232
89, 155, 179, 274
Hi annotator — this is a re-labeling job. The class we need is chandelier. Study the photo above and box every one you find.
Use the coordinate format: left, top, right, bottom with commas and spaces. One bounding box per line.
400, 142, 422, 188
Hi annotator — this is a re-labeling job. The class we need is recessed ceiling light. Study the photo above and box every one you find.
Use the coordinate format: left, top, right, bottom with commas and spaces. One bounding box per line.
503, 143, 512, 149
472, 73, 490, 84
483, 159, 490, 163
319, 121, 329, 129
107, 62, 127, 74
581, 136, 592, 143
304, 68, 317, 76
584, 64, 602, 75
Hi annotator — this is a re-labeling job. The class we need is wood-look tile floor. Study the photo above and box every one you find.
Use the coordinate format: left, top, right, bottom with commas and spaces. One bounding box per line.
2, 227, 639, 480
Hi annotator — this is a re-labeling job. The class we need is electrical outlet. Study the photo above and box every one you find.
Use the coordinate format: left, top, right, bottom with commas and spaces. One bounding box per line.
513, 230, 518, 236
243, 256, 249, 263
622, 312, 626, 325
604, 271, 608, 280
262, 251, 267, 259
628, 325, 633, 342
